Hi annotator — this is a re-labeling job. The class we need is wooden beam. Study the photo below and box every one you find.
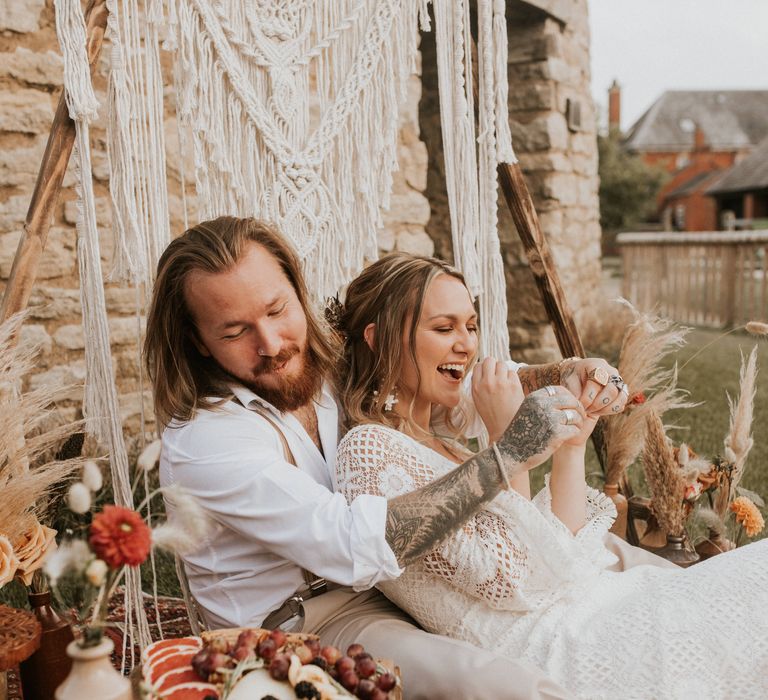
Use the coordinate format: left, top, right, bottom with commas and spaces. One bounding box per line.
0, 0, 109, 323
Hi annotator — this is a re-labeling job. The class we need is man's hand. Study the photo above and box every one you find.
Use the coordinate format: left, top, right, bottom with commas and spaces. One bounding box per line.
471, 358, 525, 443
559, 358, 628, 417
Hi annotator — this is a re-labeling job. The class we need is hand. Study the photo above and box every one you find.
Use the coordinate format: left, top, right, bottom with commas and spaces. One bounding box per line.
496, 385, 586, 474
472, 358, 525, 443
560, 358, 628, 417
562, 413, 598, 447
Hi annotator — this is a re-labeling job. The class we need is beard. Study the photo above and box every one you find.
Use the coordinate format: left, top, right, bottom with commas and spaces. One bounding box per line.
229, 345, 322, 412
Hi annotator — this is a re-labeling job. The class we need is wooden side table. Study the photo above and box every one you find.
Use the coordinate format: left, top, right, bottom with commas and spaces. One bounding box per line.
0, 605, 42, 700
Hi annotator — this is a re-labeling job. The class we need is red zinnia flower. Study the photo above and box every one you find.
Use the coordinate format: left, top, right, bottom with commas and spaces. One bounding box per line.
89, 505, 151, 569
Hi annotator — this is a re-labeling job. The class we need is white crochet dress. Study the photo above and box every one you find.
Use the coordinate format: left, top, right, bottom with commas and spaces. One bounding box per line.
336, 424, 768, 700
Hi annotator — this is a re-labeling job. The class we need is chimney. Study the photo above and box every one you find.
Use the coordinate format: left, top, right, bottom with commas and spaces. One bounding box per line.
608, 79, 621, 131
693, 124, 708, 152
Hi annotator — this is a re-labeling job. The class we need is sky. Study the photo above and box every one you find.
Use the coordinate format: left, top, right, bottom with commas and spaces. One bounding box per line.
589, 0, 768, 132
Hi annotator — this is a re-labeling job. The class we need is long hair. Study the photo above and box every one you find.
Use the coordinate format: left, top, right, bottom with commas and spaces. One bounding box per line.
145, 216, 339, 428
337, 251, 473, 438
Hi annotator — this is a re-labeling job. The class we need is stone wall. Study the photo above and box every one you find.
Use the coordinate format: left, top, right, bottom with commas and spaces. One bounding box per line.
421, 0, 601, 363
0, 0, 431, 435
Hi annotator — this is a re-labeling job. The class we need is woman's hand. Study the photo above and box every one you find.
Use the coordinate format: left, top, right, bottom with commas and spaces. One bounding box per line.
471, 358, 525, 443
495, 385, 586, 476
562, 413, 598, 448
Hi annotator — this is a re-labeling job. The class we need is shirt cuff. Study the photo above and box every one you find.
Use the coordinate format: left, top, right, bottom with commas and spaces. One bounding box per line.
349, 495, 403, 590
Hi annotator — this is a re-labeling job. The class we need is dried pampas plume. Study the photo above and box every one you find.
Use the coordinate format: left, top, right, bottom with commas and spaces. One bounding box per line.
715, 345, 758, 517
0, 313, 83, 544
604, 303, 694, 485
642, 410, 686, 537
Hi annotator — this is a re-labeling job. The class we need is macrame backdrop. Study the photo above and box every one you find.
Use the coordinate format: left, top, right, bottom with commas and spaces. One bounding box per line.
52, 0, 516, 655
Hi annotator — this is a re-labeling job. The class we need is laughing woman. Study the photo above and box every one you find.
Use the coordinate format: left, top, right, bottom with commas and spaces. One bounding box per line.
333, 252, 768, 700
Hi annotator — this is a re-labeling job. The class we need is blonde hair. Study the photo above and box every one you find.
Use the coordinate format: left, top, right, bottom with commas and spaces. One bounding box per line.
144, 216, 339, 428
338, 252, 473, 438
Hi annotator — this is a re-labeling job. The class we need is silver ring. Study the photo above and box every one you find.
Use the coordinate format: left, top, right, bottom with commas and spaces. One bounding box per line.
609, 375, 623, 386
545, 385, 556, 397
564, 408, 576, 425
621, 383, 630, 396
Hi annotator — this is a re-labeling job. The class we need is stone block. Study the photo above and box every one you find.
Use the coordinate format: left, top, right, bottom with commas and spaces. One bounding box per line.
381, 190, 430, 227
28, 360, 87, 401
164, 117, 196, 181
20, 323, 53, 356
119, 390, 154, 425
397, 139, 428, 192
0, 90, 54, 134
0, 139, 46, 187
393, 226, 434, 257
509, 81, 556, 111
0, 0, 45, 32
1, 48, 64, 86
37, 227, 77, 279
519, 151, 573, 174
53, 316, 144, 351
510, 112, 568, 153
28, 287, 82, 320
109, 316, 144, 346
64, 196, 111, 227
52, 324, 84, 350
0, 194, 28, 232
376, 226, 395, 253
541, 172, 580, 206
105, 287, 139, 314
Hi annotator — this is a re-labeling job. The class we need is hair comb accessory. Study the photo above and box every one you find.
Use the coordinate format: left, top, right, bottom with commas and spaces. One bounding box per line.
324, 294, 345, 335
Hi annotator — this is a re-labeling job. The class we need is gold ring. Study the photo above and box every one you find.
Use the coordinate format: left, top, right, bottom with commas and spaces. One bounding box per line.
588, 367, 610, 387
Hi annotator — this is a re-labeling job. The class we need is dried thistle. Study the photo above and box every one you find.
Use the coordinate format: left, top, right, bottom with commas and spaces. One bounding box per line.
714, 345, 758, 517
642, 410, 686, 536
695, 506, 727, 537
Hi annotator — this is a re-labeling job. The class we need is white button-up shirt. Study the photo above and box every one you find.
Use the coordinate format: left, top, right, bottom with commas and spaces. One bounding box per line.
159, 382, 403, 629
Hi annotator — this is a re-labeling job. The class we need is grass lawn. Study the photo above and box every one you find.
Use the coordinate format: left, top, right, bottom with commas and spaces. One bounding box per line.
577, 327, 768, 540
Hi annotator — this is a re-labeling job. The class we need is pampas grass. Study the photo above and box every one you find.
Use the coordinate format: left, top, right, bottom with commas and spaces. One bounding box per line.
642, 410, 686, 536
0, 313, 82, 552
714, 345, 758, 517
603, 303, 695, 485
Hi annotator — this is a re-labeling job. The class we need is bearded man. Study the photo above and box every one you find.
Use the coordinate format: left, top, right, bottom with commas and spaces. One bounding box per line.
145, 216, 655, 700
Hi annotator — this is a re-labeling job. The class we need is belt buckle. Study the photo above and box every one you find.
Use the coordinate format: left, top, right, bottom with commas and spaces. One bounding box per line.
262, 594, 305, 633
307, 577, 327, 597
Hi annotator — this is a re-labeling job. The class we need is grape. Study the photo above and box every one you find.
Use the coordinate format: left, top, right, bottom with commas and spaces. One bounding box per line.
355, 656, 377, 679
269, 628, 287, 649
236, 629, 260, 650
256, 638, 277, 661
232, 645, 255, 662
268, 653, 290, 681
208, 637, 230, 654
335, 656, 355, 675
370, 689, 389, 700
355, 679, 376, 699
294, 643, 314, 665
304, 638, 321, 656
346, 643, 365, 658
376, 672, 396, 691
339, 669, 360, 692
355, 652, 373, 662
311, 656, 328, 671
320, 645, 342, 666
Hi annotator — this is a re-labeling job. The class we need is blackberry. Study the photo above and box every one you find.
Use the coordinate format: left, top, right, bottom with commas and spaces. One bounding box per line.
311, 655, 328, 670
294, 680, 322, 699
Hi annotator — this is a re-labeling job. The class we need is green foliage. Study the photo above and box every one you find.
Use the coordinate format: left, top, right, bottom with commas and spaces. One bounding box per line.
598, 128, 666, 232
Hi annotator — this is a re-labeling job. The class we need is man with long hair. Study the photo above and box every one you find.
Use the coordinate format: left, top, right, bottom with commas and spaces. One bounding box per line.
145, 216, 628, 698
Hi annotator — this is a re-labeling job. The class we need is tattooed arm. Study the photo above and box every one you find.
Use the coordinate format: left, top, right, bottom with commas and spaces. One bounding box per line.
385, 386, 584, 566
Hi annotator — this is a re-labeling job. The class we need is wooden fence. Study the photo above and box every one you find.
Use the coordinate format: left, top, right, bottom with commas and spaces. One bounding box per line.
617, 231, 768, 328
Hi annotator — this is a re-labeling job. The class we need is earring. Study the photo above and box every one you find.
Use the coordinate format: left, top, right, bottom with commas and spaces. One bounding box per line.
373, 388, 399, 411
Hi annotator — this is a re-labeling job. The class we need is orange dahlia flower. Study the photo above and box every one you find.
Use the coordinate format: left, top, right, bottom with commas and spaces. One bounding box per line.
730, 497, 765, 538
89, 505, 151, 568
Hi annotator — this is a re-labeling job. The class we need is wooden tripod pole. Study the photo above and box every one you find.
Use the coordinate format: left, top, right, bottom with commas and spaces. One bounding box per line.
0, 0, 109, 324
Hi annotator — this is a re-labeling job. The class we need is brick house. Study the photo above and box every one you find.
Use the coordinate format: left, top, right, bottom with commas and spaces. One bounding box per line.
620, 90, 768, 231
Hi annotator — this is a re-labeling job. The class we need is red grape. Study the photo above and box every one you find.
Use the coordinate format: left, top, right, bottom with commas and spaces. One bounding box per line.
355, 656, 377, 679
370, 689, 388, 700
339, 670, 360, 692
335, 656, 355, 674
256, 638, 277, 661
269, 629, 287, 649
346, 643, 365, 658
355, 679, 376, 699
320, 645, 342, 666
294, 643, 314, 665
304, 638, 321, 656
236, 629, 260, 650
377, 672, 396, 691
232, 645, 255, 662
269, 654, 290, 681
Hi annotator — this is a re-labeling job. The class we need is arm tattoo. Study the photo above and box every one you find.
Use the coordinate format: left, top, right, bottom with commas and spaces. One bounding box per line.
518, 363, 559, 394
385, 394, 558, 566
385, 449, 502, 566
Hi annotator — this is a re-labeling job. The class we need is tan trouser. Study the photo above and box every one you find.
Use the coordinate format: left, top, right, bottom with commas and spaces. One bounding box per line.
302, 587, 571, 700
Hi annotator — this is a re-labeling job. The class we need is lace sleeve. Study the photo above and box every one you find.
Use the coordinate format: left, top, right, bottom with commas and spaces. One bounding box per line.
337, 425, 545, 611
